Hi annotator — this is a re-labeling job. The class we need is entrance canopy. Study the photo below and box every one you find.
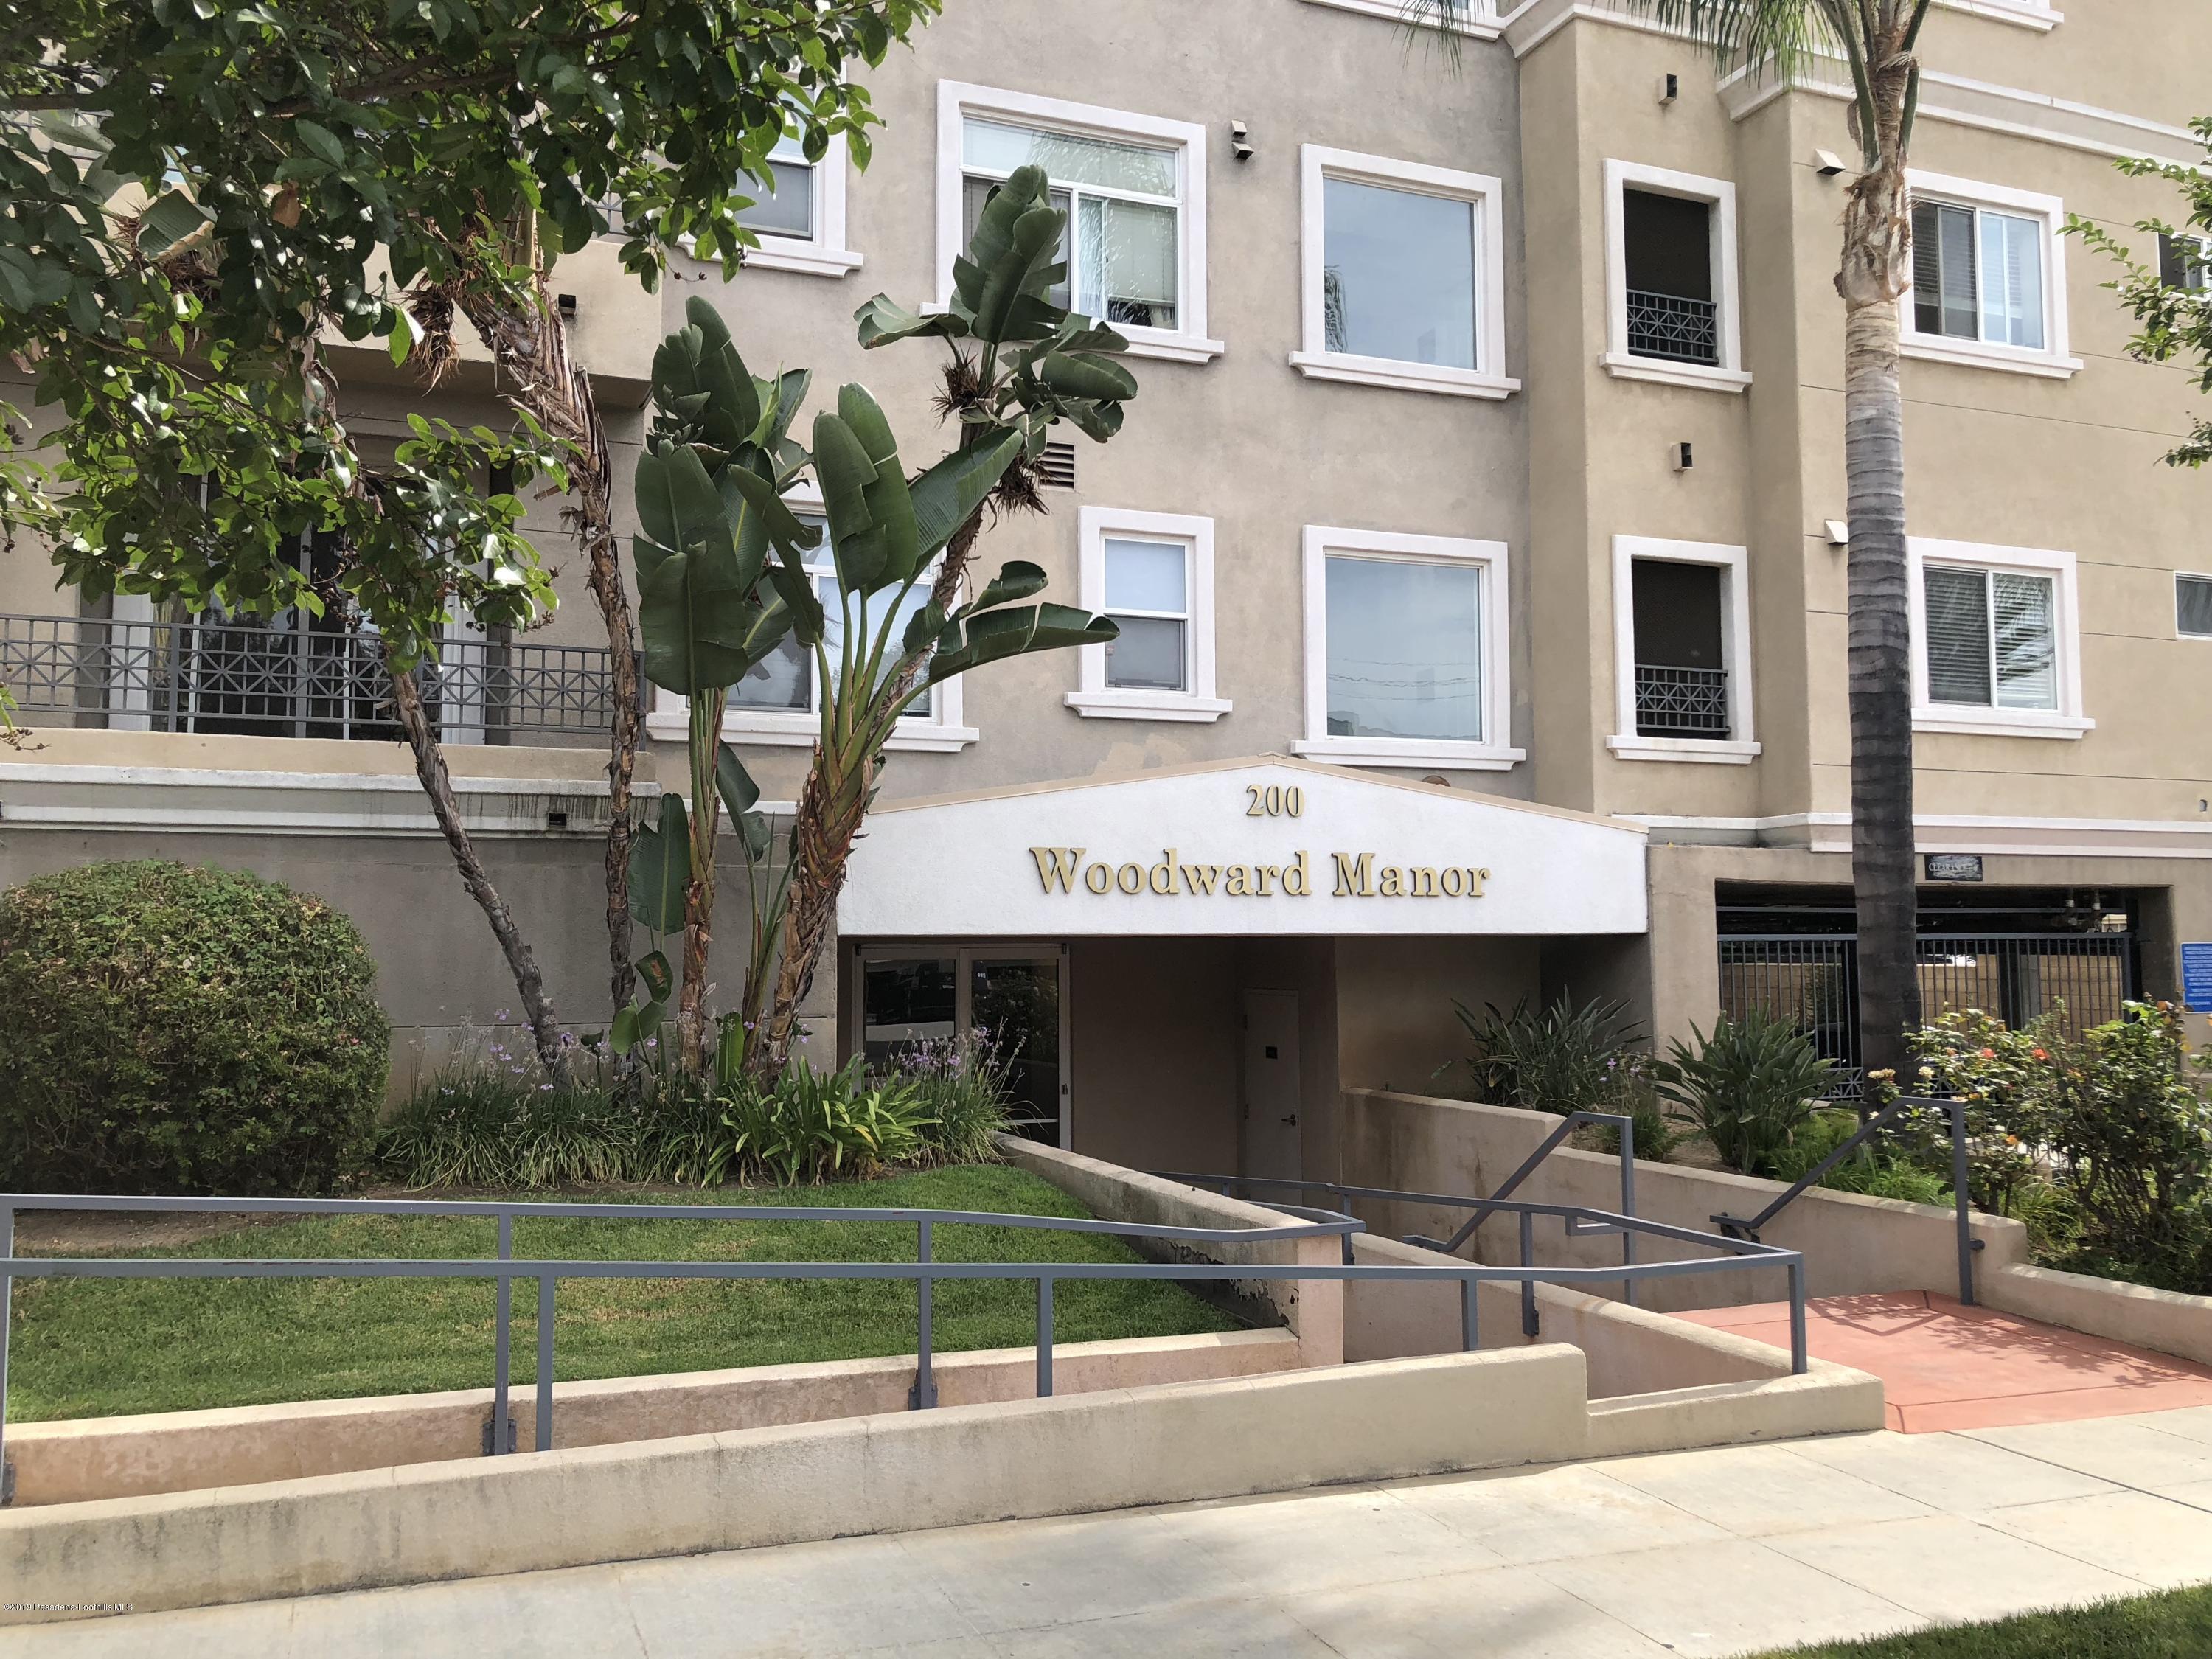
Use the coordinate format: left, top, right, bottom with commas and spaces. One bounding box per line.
840, 756, 1648, 938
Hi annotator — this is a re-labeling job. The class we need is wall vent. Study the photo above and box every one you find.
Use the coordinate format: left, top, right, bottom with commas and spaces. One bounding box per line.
1039, 440, 1077, 490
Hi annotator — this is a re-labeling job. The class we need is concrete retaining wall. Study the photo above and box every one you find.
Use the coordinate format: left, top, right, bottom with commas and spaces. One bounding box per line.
998, 1136, 1345, 1365
1339, 1089, 2031, 1311
1, 1329, 1300, 1509
0, 1344, 1884, 1626
0, 1349, 1596, 1624
1985, 1262, 2212, 1367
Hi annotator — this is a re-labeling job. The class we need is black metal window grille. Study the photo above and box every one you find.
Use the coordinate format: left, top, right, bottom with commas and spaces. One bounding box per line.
0, 613, 622, 744
1625, 288, 1719, 364
1634, 663, 1729, 737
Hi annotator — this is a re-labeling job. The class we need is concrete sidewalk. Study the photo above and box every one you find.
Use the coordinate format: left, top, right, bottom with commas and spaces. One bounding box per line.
13, 1407, 2212, 1659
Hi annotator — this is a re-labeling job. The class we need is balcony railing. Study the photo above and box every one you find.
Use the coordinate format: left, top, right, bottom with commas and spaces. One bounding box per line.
1626, 288, 1719, 366
0, 612, 622, 745
1634, 662, 1730, 738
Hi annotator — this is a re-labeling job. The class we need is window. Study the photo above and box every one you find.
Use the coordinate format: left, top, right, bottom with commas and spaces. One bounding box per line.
936, 83, 1219, 364
1601, 161, 1748, 392
1291, 146, 1516, 400
647, 494, 976, 752
1901, 173, 2077, 377
2160, 233, 2210, 292
1299, 0, 1499, 37
730, 129, 860, 278
1607, 537, 1759, 762
1067, 507, 1228, 721
1908, 538, 2091, 739
1294, 526, 1520, 771
2180, 573, 2212, 638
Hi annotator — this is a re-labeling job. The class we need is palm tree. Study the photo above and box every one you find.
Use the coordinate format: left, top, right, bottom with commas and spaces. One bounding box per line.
1418, 0, 1930, 1080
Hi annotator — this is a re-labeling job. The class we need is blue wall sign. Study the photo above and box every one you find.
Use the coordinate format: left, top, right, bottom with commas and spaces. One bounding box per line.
2183, 943, 2212, 1011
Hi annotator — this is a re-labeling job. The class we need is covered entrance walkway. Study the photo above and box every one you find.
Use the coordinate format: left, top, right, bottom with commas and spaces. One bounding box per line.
1679, 1290, 2212, 1432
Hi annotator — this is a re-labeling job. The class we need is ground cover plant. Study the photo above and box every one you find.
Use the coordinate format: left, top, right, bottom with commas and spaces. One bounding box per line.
1750, 1582, 2212, 1657
4, 1164, 1242, 1422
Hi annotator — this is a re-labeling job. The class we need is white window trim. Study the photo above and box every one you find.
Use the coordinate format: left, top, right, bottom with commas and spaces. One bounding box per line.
1292, 524, 1523, 771
1900, 170, 2081, 379
1299, 0, 1503, 39
1601, 159, 1750, 394
643, 481, 976, 753
1290, 145, 1518, 401
1607, 535, 1761, 765
739, 133, 862, 278
1907, 536, 2093, 740
1065, 507, 1231, 723
2178, 571, 2212, 639
1937, 0, 2062, 33
935, 80, 1221, 365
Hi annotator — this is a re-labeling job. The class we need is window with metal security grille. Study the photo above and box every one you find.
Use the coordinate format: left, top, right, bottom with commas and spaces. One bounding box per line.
1630, 559, 1728, 738
1922, 563, 2058, 711
1622, 189, 1717, 366
2161, 233, 2211, 293
1039, 440, 1077, 490
2179, 574, 2212, 638
1911, 198, 2045, 350
961, 117, 1178, 330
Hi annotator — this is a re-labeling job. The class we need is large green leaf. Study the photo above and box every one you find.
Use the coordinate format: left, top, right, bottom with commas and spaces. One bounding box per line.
1037, 352, 1139, 402
967, 560, 1048, 613
838, 383, 920, 587
634, 444, 731, 563
855, 293, 967, 350
714, 741, 760, 821
628, 792, 690, 936
969, 206, 1065, 346
922, 603, 1119, 689
811, 410, 888, 592
911, 431, 1022, 558
956, 165, 1051, 312
136, 189, 212, 262
638, 549, 779, 691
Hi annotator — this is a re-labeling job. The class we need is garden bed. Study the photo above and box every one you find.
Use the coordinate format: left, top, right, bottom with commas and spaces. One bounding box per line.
3, 1164, 1243, 1423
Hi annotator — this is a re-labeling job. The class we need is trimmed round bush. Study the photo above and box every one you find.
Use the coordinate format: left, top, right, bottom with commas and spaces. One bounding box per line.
0, 860, 390, 1195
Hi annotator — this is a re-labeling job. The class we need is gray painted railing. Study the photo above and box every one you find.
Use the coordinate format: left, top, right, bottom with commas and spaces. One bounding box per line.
1709, 1093, 1983, 1307
0, 1188, 1806, 1505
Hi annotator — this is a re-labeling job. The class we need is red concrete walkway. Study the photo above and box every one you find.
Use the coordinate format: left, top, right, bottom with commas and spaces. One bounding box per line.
1675, 1290, 2212, 1433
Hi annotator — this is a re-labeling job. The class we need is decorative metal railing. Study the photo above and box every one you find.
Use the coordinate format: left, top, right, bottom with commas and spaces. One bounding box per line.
0, 612, 619, 743
1626, 288, 1719, 365
1634, 662, 1730, 737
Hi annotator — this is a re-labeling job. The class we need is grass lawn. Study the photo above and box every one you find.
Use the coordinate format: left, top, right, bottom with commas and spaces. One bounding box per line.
1750, 1585, 2212, 1657
4, 1164, 1245, 1422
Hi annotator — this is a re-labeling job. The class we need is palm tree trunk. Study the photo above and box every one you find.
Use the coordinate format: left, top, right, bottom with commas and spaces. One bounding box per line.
1837, 105, 1924, 1085
383, 641, 563, 1070
453, 275, 643, 1018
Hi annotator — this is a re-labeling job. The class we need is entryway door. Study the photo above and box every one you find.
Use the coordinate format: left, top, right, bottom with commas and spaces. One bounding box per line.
1240, 990, 1303, 1184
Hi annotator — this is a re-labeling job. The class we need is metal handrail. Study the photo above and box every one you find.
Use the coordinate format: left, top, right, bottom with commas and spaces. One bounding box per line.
0, 1186, 1807, 1504
1709, 1093, 1982, 1307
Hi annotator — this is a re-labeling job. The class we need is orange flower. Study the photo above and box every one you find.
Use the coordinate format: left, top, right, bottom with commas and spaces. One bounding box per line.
1978, 1048, 1996, 1060
2031, 1047, 2048, 1060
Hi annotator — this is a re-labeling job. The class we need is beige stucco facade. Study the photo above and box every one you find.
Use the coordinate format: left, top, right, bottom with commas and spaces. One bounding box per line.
4, 0, 2210, 1161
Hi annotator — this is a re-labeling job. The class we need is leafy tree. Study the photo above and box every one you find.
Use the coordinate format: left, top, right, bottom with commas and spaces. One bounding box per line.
0, 0, 939, 1068
2071, 119, 2212, 467
1417, 0, 1934, 1078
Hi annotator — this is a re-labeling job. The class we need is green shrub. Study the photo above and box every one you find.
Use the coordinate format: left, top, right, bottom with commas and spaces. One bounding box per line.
1766, 1108, 1953, 1206
0, 860, 389, 1195
710, 1059, 931, 1186
1903, 1008, 2060, 1216
1447, 993, 1644, 1116
900, 1030, 1016, 1165
1652, 1009, 1837, 1178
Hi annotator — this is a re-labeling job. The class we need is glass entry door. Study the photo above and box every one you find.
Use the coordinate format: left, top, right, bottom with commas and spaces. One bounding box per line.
855, 945, 1068, 1147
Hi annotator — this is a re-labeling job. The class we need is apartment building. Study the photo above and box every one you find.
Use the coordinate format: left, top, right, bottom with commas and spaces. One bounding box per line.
2, 0, 2206, 1181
